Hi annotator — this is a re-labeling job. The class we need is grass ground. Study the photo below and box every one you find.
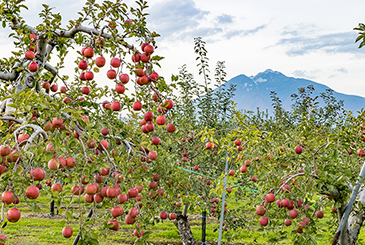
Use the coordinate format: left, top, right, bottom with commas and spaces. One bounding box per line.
2, 194, 365, 244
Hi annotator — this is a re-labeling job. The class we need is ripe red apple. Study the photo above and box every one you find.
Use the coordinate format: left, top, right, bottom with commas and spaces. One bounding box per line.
165, 123, 175, 133
228, 170, 235, 176
265, 193, 275, 203
129, 207, 139, 218
100, 127, 109, 136
111, 101, 121, 111
289, 209, 298, 219
133, 101, 142, 111
71, 186, 84, 195
60, 86, 67, 93
78, 60, 87, 70
240, 166, 247, 173
25, 50, 35, 60
86, 184, 98, 195
48, 158, 58, 170
131, 54, 140, 62
282, 184, 290, 192
85, 71, 94, 80
148, 151, 157, 160
0, 234, 6, 245
81, 86, 90, 95
107, 69, 117, 79
251, 176, 258, 182
108, 220, 119, 231
110, 57, 121, 68
256, 206, 266, 216
164, 100, 173, 110
30, 168, 46, 181
315, 210, 324, 218
51, 183, 63, 193
295, 146, 303, 154
206, 142, 212, 149
160, 211, 168, 220
1, 191, 14, 205
302, 217, 309, 225
140, 53, 150, 63
357, 149, 365, 157
50, 84, 58, 92
128, 188, 138, 198
156, 116, 166, 125
95, 56, 106, 67
280, 199, 289, 207
169, 213, 176, 220
237, 145, 243, 151
115, 84, 125, 94
259, 217, 268, 226
26, 186, 39, 199
144, 45, 154, 55
66, 157, 75, 169
150, 72, 159, 82
234, 139, 241, 146
117, 194, 128, 204
135, 68, 144, 77
94, 193, 103, 203
84, 48, 94, 58
107, 187, 118, 198
125, 215, 135, 225
0, 145, 11, 156
7, 208, 21, 223
284, 219, 292, 226
151, 137, 161, 145
41, 82, 50, 90
144, 111, 154, 121
62, 226, 73, 238
119, 74, 129, 84
111, 206, 124, 218
29, 62, 38, 72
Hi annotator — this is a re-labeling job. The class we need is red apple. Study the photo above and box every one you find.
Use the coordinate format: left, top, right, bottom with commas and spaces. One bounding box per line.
7, 208, 21, 223
95, 56, 106, 67
117, 194, 128, 204
26, 186, 39, 199
284, 219, 292, 226
115, 84, 125, 94
259, 217, 268, 226
151, 137, 161, 145
107, 69, 117, 79
25, 50, 35, 60
265, 193, 275, 203
111, 206, 124, 218
166, 123, 176, 132
84, 48, 94, 58
110, 57, 121, 68
111, 101, 121, 111
156, 116, 166, 125
160, 211, 168, 220
81, 86, 90, 95
256, 206, 266, 216
289, 209, 298, 219
51, 183, 63, 193
108, 220, 119, 231
85, 71, 94, 80
133, 101, 142, 111
144, 45, 154, 55
78, 60, 87, 70
149, 151, 157, 160
119, 74, 129, 84
29, 62, 38, 72
1, 191, 14, 205
295, 146, 303, 154
315, 210, 324, 218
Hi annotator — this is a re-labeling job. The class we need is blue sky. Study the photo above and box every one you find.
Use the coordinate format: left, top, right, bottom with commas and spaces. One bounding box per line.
1, 0, 365, 97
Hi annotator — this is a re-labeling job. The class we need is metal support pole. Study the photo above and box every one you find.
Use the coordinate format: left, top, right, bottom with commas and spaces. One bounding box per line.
332, 163, 365, 244
218, 152, 229, 245
72, 208, 93, 245
202, 210, 207, 244
50, 200, 54, 216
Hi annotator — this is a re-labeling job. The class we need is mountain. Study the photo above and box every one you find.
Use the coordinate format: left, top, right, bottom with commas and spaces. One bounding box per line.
222, 69, 365, 113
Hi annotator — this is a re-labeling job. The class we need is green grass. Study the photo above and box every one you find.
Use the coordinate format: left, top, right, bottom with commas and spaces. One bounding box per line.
2, 192, 365, 245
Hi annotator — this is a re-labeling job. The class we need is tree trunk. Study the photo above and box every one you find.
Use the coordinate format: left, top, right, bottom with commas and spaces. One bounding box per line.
174, 212, 197, 245
338, 212, 365, 245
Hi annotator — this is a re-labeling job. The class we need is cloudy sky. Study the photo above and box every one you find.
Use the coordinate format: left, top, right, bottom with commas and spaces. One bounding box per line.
1, 0, 365, 97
